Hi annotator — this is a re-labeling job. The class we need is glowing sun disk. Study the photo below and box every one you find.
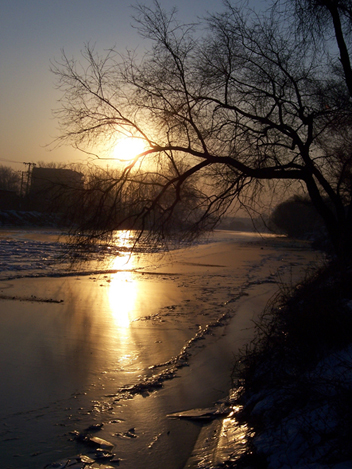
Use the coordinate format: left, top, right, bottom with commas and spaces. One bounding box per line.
113, 137, 146, 161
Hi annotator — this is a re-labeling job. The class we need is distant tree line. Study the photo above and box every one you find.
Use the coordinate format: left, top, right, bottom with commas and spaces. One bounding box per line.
0, 165, 21, 193
0, 161, 341, 251
0, 162, 198, 232
269, 195, 327, 239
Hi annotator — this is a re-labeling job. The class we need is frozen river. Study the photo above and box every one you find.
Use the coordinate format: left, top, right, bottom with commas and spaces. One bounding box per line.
0, 230, 320, 468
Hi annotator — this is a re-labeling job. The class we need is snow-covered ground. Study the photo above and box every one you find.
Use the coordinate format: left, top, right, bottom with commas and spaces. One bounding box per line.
0, 228, 141, 279
240, 346, 352, 469
0, 230, 70, 278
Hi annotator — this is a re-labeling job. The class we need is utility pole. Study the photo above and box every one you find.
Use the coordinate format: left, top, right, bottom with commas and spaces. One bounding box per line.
22, 162, 36, 197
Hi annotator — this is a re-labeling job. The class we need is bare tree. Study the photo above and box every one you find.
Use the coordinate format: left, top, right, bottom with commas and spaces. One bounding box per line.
36, 161, 65, 169
289, 0, 352, 96
52, 0, 352, 259
0, 165, 21, 193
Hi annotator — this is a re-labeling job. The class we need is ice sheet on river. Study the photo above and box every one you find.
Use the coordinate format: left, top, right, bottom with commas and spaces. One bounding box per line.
0, 229, 321, 469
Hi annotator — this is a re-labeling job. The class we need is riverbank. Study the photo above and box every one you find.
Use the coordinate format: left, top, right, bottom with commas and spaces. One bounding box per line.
0, 230, 320, 468
210, 261, 352, 469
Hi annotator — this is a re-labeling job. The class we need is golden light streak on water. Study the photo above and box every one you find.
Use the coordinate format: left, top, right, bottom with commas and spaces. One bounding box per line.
114, 230, 134, 246
109, 271, 137, 327
108, 232, 138, 328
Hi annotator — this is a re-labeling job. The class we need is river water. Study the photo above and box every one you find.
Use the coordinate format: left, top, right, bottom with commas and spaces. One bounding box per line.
0, 230, 321, 468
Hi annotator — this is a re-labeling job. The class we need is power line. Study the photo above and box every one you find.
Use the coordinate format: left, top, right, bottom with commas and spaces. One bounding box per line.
0, 157, 25, 165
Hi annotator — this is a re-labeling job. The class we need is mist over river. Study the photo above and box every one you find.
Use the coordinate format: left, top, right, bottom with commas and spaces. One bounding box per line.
0, 230, 321, 468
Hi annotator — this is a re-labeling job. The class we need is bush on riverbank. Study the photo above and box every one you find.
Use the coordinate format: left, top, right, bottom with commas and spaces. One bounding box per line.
232, 262, 352, 468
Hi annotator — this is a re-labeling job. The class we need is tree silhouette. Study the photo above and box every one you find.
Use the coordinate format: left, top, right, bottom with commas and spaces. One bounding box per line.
52, 0, 352, 259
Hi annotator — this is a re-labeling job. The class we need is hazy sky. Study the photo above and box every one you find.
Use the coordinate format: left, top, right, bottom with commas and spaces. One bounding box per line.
0, 1, 253, 172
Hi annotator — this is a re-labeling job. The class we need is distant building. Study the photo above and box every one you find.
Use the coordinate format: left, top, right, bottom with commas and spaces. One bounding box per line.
29, 167, 84, 212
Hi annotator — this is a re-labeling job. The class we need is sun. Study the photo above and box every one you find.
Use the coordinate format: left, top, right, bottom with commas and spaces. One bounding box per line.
112, 137, 146, 161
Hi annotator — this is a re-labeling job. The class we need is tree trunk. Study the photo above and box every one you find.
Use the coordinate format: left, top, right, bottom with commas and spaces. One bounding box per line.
327, 1, 352, 97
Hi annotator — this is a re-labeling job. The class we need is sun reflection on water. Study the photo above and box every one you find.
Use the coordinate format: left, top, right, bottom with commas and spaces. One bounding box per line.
109, 256, 137, 328
108, 232, 138, 328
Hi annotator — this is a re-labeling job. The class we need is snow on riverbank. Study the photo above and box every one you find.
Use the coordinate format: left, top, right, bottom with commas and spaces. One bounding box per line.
0, 231, 69, 278
0, 228, 139, 279
225, 263, 352, 469
236, 347, 352, 469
